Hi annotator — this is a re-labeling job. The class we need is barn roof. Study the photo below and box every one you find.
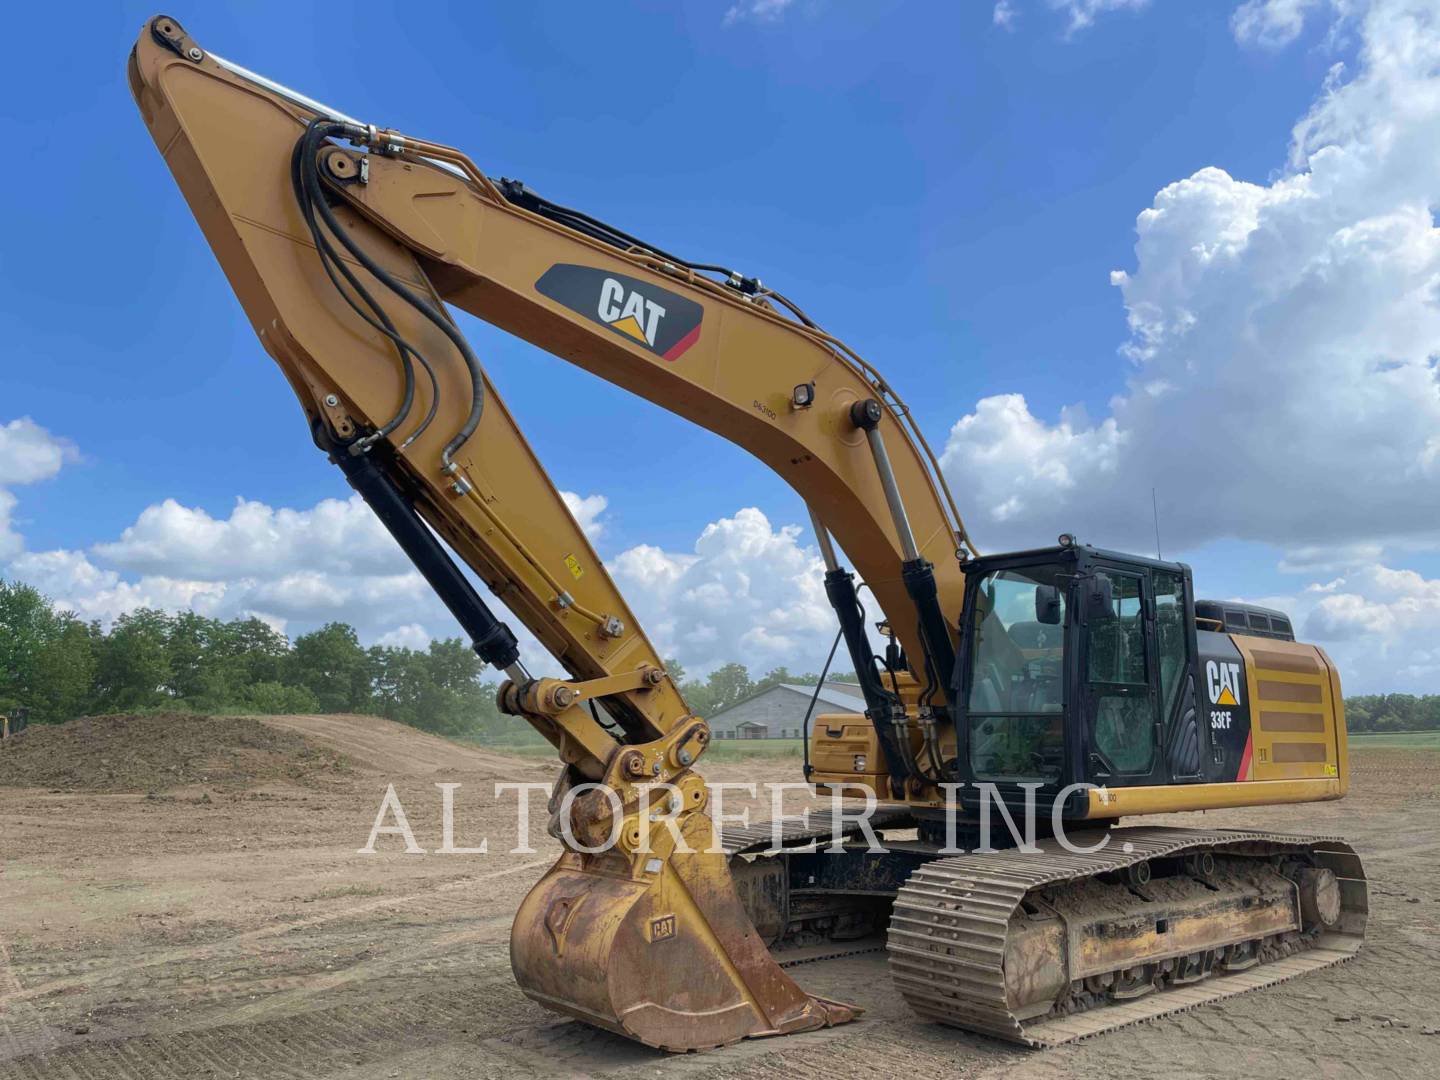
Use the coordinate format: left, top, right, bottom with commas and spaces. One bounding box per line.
707, 681, 868, 723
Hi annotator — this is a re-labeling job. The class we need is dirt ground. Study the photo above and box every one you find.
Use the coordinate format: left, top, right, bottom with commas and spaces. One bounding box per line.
2, 714, 1437, 1079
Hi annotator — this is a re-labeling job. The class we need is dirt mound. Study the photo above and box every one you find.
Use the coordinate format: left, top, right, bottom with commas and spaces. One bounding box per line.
0, 712, 352, 793
259, 712, 555, 779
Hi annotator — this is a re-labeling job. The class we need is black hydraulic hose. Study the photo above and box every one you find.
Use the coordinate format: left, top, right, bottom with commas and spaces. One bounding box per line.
292, 128, 422, 443
801, 626, 845, 780
496, 178, 742, 282
294, 123, 444, 448
760, 289, 820, 329
301, 121, 485, 466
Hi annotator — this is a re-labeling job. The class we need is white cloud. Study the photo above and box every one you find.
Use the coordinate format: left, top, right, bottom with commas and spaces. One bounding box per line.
9, 548, 229, 626
560, 490, 607, 539
1290, 561, 1440, 689
9, 481, 848, 679
377, 623, 432, 650
0, 417, 77, 487
0, 417, 78, 559
1050, 0, 1150, 35
940, 394, 1124, 529
610, 507, 837, 675
994, 1, 1018, 30
93, 495, 403, 579
1231, 0, 1356, 48
723, 0, 796, 27
9, 492, 442, 643
943, 0, 1440, 559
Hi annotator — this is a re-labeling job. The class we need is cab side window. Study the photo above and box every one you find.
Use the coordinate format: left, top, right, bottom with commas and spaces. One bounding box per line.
1087, 575, 1145, 685
1153, 570, 1187, 721
1087, 574, 1153, 774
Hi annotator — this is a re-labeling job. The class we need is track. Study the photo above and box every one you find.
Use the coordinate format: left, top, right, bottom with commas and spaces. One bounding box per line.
887, 826, 1368, 1046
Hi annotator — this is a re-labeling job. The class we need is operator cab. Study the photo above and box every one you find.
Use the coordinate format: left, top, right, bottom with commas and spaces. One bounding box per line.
952, 540, 1207, 816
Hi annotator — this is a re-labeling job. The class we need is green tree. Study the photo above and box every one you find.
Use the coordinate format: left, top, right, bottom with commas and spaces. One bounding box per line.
754, 666, 796, 693
0, 580, 56, 713
681, 662, 754, 717
227, 617, 291, 686
289, 622, 373, 713
96, 608, 173, 710
239, 681, 320, 714
30, 615, 98, 722
165, 611, 226, 701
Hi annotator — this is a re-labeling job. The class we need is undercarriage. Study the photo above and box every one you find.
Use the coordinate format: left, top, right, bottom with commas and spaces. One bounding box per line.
728, 816, 1368, 1046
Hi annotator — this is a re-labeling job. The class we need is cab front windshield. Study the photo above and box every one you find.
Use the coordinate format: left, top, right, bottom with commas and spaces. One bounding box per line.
967, 565, 1067, 781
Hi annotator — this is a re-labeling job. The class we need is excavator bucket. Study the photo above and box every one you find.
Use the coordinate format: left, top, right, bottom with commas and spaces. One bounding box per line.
511, 812, 855, 1050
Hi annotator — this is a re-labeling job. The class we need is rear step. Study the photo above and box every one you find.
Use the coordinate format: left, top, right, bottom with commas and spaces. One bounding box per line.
887, 826, 1367, 1047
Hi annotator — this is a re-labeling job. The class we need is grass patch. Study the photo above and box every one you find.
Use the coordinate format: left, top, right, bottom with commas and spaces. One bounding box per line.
1349, 731, 1440, 751
704, 738, 804, 761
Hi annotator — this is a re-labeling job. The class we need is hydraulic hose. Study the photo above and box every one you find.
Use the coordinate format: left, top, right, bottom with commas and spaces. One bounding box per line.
299, 121, 485, 467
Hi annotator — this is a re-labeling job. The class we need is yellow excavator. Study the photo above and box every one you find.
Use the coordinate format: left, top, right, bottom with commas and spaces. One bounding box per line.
129, 16, 1367, 1051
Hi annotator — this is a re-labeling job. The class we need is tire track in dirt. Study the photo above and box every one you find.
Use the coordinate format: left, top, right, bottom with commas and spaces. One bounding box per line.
0, 858, 551, 1012
0, 933, 58, 1062
0, 972, 540, 1080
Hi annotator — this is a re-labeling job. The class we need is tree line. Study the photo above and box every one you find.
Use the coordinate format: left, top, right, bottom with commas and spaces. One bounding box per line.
0, 579, 499, 736
15, 576, 1418, 739
0, 578, 855, 740
1344, 694, 1440, 733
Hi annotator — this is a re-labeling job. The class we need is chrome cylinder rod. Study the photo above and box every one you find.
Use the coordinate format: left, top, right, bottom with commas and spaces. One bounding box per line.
808, 507, 841, 573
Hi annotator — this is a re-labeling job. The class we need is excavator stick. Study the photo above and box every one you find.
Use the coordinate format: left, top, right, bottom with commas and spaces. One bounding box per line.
127, 16, 855, 1050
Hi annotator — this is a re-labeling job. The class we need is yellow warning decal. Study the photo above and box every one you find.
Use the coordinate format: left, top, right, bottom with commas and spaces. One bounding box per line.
1215, 686, 1239, 707
563, 554, 584, 581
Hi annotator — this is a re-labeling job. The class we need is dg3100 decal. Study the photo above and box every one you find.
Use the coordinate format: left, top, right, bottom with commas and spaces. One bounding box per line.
536, 264, 703, 361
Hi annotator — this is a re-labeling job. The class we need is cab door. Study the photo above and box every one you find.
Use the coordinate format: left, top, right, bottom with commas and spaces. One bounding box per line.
1151, 567, 1205, 780
1082, 569, 1162, 785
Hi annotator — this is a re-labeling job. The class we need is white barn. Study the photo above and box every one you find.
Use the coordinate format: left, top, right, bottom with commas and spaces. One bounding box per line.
707, 683, 867, 739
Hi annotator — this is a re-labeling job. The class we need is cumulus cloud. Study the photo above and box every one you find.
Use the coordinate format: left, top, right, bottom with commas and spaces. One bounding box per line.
994, 1, 1018, 30
1229, 558, 1440, 690
377, 623, 433, 650
7, 489, 444, 641
1050, 0, 1150, 35
560, 491, 607, 539
610, 507, 837, 675
6, 473, 842, 677
943, 0, 1440, 558
5, 487, 840, 676
0, 418, 77, 487
93, 495, 402, 580
0, 418, 78, 559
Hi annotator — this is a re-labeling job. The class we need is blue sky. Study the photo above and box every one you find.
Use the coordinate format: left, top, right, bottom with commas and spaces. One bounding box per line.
3, 1, 1439, 693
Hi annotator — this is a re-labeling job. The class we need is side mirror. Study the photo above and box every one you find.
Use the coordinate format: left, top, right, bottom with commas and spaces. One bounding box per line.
1087, 573, 1114, 619
1035, 584, 1062, 625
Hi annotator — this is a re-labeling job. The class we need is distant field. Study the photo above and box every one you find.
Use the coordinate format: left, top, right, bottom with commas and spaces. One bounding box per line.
1349, 731, 1440, 750
704, 738, 804, 761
